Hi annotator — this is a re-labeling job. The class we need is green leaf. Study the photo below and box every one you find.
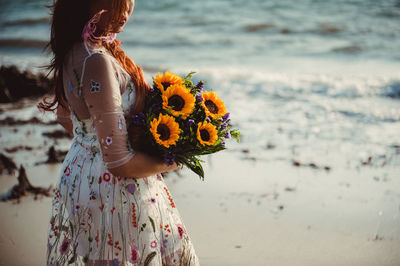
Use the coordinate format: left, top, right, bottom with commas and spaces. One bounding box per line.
184, 71, 196, 80
179, 158, 204, 180
148, 216, 156, 233
69, 220, 74, 238
230, 129, 241, 143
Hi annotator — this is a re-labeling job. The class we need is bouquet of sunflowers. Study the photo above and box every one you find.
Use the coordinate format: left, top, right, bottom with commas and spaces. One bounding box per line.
128, 71, 240, 179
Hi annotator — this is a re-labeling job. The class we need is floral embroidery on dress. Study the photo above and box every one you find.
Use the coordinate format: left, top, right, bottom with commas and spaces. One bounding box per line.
68, 80, 73, 92
90, 80, 101, 93
47, 47, 199, 266
118, 117, 123, 131
105, 136, 113, 145
126, 183, 136, 194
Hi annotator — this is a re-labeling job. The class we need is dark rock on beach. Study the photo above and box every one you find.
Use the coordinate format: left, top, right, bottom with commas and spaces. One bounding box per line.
244, 23, 275, 32
42, 129, 72, 139
5, 146, 34, 153
1, 165, 53, 202
292, 159, 331, 171
332, 45, 362, 54
0, 153, 18, 175
45, 146, 68, 163
315, 24, 342, 34
0, 65, 52, 103
0, 116, 57, 126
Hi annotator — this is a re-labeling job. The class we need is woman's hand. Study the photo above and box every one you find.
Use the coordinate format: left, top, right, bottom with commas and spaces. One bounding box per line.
108, 152, 180, 178
163, 162, 179, 173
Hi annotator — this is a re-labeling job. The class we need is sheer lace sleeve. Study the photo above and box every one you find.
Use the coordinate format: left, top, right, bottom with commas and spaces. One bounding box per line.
81, 53, 134, 169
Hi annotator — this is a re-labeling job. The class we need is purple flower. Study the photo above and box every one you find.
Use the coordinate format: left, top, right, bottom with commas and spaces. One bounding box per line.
151, 103, 161, 111
220, 123, 227, 130
164, 150, 176, 166
225, 132, 231, 139
206, 117, 211, 123
59, 238, 71, 255
194, 81, 204, 92
187, 119, 195, 126
132, 114, 145, 125
195, 94, 203, 103
222, 112, 230, 122
129, 245, 140, 264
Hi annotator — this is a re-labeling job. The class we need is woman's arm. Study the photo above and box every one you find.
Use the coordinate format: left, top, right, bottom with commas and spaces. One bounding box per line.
56, 104, 73, 135
109, 154, 178, 178
81, 53, 177, 178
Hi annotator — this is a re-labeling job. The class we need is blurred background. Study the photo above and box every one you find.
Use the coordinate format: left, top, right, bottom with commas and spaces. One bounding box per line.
1, 0, 400, 168
0, 0, 399, 265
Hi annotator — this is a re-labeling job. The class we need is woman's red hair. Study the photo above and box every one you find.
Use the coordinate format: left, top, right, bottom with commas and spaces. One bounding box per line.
38, 0, 148, 114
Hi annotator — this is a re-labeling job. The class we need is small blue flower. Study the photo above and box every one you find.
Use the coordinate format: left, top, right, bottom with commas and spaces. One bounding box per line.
68, 81, 73, 92
206, 117, 211, 122
126, 184, 136, 194
225, 132, 231, 139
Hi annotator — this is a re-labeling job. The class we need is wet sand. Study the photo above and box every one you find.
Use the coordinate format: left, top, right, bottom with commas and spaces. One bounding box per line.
0, 152, 399, 266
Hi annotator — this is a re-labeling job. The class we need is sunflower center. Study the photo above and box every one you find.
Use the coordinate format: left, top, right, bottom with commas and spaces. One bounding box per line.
162, 82, 171, 89
200, 129, 210, 141
205, 100, 219, 114
168, 95, 185, 111
157, 124, 170, 141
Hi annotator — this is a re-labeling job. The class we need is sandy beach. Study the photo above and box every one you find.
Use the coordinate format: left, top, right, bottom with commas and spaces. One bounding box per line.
0, 102, 399, 265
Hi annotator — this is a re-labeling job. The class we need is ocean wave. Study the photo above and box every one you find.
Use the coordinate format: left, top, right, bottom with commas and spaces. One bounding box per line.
2, 17, 49, 27
0, 39, 46, 49
331, 45, 363, 54
381, 81, 400, 99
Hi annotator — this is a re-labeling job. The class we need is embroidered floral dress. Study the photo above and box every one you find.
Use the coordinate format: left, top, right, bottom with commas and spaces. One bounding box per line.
46, 41, 199, 265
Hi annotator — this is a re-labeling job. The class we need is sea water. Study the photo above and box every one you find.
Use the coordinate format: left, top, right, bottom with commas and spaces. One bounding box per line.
0, 0, 399, 171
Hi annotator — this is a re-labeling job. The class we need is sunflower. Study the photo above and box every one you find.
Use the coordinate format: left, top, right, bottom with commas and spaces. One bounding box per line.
150, 114, 181, 148
197, 121, 218, 146
162, 84, 195, 119
201, 91, 227, 119
154, 71, 183, 91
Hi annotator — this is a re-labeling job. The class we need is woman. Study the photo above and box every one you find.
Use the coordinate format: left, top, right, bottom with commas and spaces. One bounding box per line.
40, 0, 199, 265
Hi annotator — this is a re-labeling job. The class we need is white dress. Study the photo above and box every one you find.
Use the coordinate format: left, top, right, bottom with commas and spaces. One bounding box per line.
46, 42, 199, 265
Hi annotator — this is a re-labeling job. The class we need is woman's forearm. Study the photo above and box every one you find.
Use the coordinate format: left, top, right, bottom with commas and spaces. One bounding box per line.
108, 152, 178, 178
